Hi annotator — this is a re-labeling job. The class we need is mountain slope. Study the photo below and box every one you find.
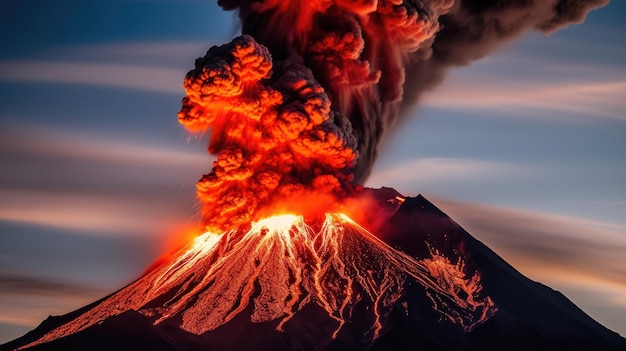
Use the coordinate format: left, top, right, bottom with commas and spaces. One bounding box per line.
3, 189, 625, 350
380, 194, 626, 350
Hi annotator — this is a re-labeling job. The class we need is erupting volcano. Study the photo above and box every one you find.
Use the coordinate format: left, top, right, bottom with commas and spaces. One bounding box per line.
4, 0, 626, 350
10, 197, 499, 349
4, 190, 626, 350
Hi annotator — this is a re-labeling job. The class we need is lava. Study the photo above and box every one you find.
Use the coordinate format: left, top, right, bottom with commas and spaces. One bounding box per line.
6, 1, 615, 350
23, 212, 496, 349
253, 214, 300, 233
167, 0, 603, 342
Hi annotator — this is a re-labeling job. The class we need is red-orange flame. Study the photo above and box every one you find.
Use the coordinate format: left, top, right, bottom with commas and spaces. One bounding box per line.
178, 35, 358, 232
24, 213, 496, 349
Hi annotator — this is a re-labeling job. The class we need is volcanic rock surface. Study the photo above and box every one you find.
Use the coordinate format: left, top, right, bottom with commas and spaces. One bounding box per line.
3, 188, 625, 351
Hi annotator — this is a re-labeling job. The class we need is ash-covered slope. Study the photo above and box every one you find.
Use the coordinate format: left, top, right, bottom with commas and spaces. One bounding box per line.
3, 189, 625, 351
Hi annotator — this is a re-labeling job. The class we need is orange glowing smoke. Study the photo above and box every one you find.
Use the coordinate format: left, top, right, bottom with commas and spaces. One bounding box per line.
217, 0, 451, 181
178, 0, 445, 231
179, 0, 608, 231
179, 35, 358, 232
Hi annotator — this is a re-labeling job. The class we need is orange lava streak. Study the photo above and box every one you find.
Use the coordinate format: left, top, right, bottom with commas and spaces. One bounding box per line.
314, 215, 355, 338
24, 213, 496, 348
422, 245, 497, 331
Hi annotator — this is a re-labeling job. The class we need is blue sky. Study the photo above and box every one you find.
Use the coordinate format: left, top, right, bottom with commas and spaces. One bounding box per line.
1, 0, 625, 342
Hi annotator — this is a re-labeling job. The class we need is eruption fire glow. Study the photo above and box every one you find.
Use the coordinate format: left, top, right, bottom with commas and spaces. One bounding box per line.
9, 1, 612, 349
23, 212, 496, 349
180, 0, 608, 232
178, 35, 358, 231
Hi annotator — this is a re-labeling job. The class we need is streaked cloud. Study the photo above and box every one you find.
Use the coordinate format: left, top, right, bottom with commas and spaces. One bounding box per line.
432, 197, 626, 281
0, 190, 184, 235
0, 272, 101, 298
422, 79, 626, 120
0, 268, 106, 331
0, 123, 208, 167
0, 123, 208, 236
366, 157, 521, 188
0, 40, 224, 94
0, 61, 184, 94
419, 48, 626, 121
55, 41, 211, 64
0, 289, 104, 328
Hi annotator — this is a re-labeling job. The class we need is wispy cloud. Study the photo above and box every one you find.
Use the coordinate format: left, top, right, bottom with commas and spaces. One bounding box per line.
0, 123, 208, 167
0, 61, 184, 94
0, 273, 101, 297
0, 190, 184, 235
431, 196, 626, 288
420, 48, 626, 121
0, 289, 104, 328
0, 39, 226, 94
0, 268, 106, 331
422, 79, 626, 120
366, 157, 520, 188
54, 41, 211, 64
0, 123, 208, 236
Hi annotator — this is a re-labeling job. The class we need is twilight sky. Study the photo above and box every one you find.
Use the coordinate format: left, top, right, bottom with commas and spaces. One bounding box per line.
1, 0, 625, 343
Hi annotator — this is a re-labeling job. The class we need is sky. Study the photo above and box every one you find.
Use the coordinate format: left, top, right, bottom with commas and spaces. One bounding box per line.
0, 0, 625, 343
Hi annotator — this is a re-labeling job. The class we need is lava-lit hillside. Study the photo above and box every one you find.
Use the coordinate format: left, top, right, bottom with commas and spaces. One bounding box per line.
4, 189, 625, 351
14, 193, 495, 349
3, 1, 624, 350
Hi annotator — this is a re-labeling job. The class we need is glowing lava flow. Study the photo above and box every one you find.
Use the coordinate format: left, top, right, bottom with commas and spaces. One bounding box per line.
23, 213, 496, 348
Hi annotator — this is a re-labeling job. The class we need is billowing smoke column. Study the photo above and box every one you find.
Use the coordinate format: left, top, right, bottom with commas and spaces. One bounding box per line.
179, 0, 607, 232
179, 36, 358, 231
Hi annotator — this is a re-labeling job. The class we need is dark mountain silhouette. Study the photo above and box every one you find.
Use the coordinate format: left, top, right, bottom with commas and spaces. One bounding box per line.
3, 188, 625, 351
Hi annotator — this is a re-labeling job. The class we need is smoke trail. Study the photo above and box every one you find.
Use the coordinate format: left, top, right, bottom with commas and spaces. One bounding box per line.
401, 0, 610, 110
217, 0, 607, 180
180, 0, 607, 231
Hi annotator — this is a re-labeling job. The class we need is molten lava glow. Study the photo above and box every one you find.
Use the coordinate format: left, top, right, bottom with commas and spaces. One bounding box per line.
25, 213, 497, 348
251, 214, 299, 233
423, 246, 496, 331
153, 231, 223, 289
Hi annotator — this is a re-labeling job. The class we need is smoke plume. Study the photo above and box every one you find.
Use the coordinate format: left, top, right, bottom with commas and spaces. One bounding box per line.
178, 36, 358, 231
401, 0, 610, 109
179, 0, 607, 231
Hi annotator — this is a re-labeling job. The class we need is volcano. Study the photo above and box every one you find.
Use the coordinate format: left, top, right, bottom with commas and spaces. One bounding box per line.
2, 188, 625, 351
